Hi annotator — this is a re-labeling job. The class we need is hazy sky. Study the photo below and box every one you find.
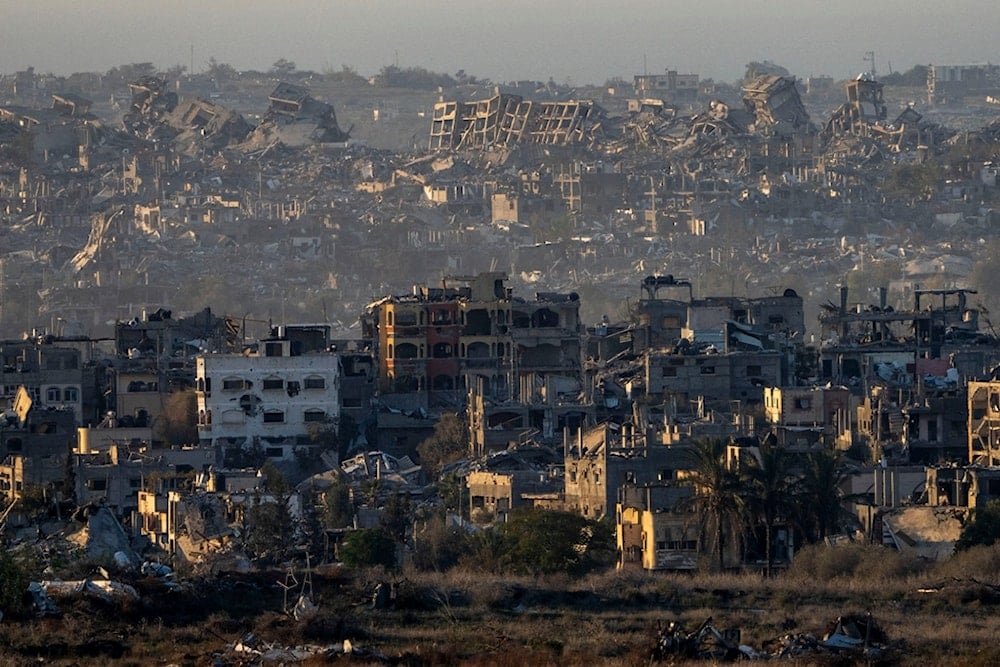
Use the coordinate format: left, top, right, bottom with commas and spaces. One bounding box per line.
3, 1, 997, 84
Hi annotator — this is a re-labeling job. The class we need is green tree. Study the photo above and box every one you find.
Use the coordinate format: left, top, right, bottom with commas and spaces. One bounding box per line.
259, 461, 289, 494
322, 478, 354, 529
340, 528, 397, 569
743, 440, 796, 576
956, 500, 1000, 551
499, 508, 610, 575
417, 413, 468, 476
0, 549, 30, 617
681, 438, 748, 571
244, 492, 294, 563
379, 492, 411, 543
461, 526, 508, 573
412, 513, 468, 572
798, 449, 848, 543
270, 59, 297, 77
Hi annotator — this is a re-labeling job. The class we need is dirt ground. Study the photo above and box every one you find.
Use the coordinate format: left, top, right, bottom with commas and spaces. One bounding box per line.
3, 565, 1000, 666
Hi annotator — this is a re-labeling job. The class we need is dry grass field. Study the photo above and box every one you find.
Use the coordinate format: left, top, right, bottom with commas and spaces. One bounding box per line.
3, 543, 1000, 665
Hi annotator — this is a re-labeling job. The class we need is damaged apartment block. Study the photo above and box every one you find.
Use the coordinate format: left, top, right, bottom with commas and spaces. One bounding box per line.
429, 92, 605, 152
365, 272, 582, 411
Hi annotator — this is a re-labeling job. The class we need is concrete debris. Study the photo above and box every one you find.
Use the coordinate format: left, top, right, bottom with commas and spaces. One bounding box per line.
29, 578, 139, 614
228, 632, 381, 665
241, 82, 350, 150
741, 75, 812, 135
67, 505, 139, 567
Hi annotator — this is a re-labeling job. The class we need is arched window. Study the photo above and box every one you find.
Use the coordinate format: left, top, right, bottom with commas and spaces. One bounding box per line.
396, 343, 419, 359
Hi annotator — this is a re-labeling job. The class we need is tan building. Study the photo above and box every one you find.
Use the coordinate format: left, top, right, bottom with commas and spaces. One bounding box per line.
617, 484, 697, 570
969, 381, 1000, 466
763, 385, 851, 447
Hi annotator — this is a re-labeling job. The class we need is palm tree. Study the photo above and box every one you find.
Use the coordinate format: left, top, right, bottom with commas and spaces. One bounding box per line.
681, 438, 747, 571
743, 440, 795, 577
798, 448, 848, 543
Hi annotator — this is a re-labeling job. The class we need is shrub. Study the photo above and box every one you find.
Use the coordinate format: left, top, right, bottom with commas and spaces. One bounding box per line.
956, 500, 1000, 551
499, 508, 613, 576
412, 515, 469, 572
0, 549, 29, 617
341, 528, 397, 570
787, 542, 924, 582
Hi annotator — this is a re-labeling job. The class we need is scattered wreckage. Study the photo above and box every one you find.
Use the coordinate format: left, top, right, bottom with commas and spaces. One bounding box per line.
649, 612, 897, 663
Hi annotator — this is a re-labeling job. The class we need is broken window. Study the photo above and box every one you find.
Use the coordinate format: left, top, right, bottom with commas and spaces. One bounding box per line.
265, 447, 283, 458
262, 377, 284, 391
700, 366, 716, 375
395, 310, 417, 326
396, 343, 419, 360
746, 365, 762, 377
532, 308, 560, 328
263, 410, 285, 423
303, 375, 326, 390
304, 409, 326, 423
662, 366, 677, 377
222, 377, 246, 391
265, 342, 283, 357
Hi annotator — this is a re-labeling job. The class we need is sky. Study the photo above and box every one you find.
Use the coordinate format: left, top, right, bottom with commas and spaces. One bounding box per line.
2, 1, 998, 84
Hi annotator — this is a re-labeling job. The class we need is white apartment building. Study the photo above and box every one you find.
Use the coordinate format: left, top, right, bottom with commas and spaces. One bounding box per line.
195, 336, 339, 461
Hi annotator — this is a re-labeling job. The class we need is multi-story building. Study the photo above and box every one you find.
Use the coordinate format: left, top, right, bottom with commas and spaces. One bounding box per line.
763, 385, 852, 448
0, 335, 101, 425
617, 484, 698, 570
969, 380, 1000, 466
365, 272, 583, 409
195, 325, 340, 464
0, 390, 75, 500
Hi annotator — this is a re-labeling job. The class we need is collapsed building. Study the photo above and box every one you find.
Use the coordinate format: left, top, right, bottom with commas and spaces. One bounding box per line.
243, 82, 351, 149
741, 75, 813, 136
429, 92, 605, 152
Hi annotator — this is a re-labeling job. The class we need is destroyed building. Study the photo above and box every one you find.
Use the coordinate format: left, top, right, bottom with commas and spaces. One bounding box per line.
429, 93, 605, 152
741, 75, 813, 136
0, 388, 76, 500
617, 482, 699, 570
0, 335, 102, 425
632, 70, 700, 103
763, 385, 851, 448
243, 82, 350, 148
562, 421, 690, 521
195, 325, 340, 464
365, 272, 582, 410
